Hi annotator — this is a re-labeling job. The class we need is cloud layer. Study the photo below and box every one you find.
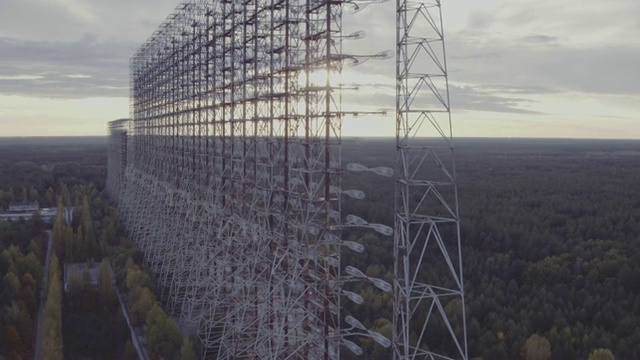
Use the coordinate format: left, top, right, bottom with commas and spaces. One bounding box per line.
0, 0, 637, 137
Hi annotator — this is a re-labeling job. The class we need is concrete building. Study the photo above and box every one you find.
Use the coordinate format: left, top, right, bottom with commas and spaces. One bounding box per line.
8, 201, 39, 212
63, 262, 102, 292
0, 205, 73, 224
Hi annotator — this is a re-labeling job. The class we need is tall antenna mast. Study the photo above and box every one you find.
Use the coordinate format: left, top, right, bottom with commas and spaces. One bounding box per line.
394, 0, 468, 358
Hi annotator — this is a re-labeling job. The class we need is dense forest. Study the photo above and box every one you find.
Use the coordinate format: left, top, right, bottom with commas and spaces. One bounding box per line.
0, 217, 45, 359
340, 138, 640, 359
0, 137, 126, 359
0, 137, 194, 360
0, 137, 107, 210
1, 136, 639, 359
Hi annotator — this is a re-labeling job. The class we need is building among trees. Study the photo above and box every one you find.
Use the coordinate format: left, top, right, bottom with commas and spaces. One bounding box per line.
63, 262, 103, 292
0, 201, 73, 224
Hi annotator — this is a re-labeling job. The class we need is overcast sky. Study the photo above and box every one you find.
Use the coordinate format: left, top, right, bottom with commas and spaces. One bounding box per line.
0, 0, 638, 138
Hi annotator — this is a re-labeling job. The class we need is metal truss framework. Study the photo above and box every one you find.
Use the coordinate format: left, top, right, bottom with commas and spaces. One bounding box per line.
106, 0, 468, 359
106, 119, 128, 202
394, 0, 468, 359
106, 0, 395, 359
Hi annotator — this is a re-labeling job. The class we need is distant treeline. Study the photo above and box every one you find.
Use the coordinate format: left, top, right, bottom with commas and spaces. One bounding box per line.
0, 142, 107, 210
340, 138, 640, 359
2, 136, 640, 359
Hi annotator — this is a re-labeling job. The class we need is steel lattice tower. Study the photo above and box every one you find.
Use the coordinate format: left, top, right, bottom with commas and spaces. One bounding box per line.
394, 0, 468, 359
106, 119, 128, 203
107, 0, 393, 359
108, 0, 471, 358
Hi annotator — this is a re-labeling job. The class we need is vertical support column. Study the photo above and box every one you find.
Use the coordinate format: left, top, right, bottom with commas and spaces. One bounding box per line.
394, 1, 468, 359
122, 1, 349, 358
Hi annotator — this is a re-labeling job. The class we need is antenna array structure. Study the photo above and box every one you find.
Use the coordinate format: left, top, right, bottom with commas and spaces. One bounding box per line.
394, 0, 468, 359
106, 119, 128, 202
110, 0, 394, 358
108, 0, 468, 358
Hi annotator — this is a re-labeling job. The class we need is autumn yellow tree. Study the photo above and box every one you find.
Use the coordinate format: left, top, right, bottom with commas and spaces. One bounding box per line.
41, 254, 63, 360
523, 334, 551, 360
589, 348, 614, 360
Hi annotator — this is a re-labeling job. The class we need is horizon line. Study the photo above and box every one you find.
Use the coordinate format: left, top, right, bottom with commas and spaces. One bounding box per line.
0, 135, 638, 141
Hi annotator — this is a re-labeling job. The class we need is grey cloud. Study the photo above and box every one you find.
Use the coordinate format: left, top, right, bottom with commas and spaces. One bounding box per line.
463, 0, 639, 40
474, 85, 559, 95
0, 0, 187, 98
449, 0, 640, 96
1, 0, 637, 108
522, 35, 559, 44
0, 0, 88, 41
344, 91, 395, 109
448, 36, 640, 96
346, 0, 639, 105
0, 36, 136, 98
450, 85, 544, 115
341, 81, 544, 116
0, 0, 184, 42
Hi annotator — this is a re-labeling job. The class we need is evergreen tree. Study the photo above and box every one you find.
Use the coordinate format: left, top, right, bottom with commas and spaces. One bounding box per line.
44, 187, 56, 208
130, 287, 156, 326
41, 254, 63, 360
59, 183, 71, 208
28, 187, 38, 202
81, 196, 98, 259
52, 204, 65, 262
97, 258, 116, 311
76, 225, 85, 261
63, 225, 75, 263
144, 304, 182, 360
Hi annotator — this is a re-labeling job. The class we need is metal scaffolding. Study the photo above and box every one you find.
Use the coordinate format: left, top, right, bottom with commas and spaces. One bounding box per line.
107, 0, 395, 358
394, 0, 468, 359
106, 119, 128, 202
108, 0, 469, 358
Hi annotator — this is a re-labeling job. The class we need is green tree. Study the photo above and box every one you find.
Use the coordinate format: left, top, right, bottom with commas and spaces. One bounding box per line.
131, 287, 156, 326
97, 258, 116, 311
4, 324, 23, 358
144, 304, 182, 360
125, 267, 154, 295
523, 334, 551, 360
59, 183, 71, 208
3, 301, 33, 358
20, 186, 27, 202
123, 339, 138, 360
28, 239, 43, 263
4, 186, 16, 205
52, 204, 65, 261
41, 254, 63, 360
28, 187, 38, 202
180, 336, 196, 360
104, 220, 117, 246
63, 225, 75, 263
18, 273, 38, 319
16, 252, 43, 290
44, 187, 56, 208
589, 348, 615, 360
81, 196, 98, 259
3, 272, 21, 299
1, 245, 22, 275
76, 225, 85, 261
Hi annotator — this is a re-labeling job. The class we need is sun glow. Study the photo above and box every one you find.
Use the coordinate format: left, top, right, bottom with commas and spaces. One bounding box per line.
298, 69, 330, 87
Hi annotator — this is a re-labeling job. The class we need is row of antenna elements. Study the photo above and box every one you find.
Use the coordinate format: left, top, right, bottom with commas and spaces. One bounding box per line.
336, 160, 394, 355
